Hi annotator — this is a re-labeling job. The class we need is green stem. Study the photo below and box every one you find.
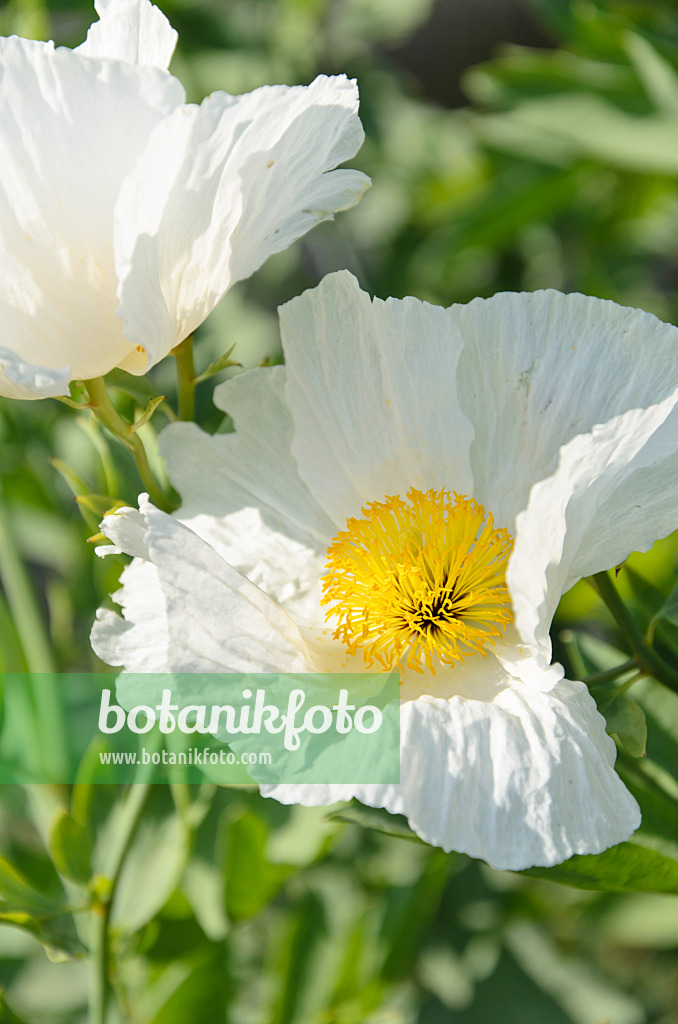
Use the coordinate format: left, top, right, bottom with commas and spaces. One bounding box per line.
83, 377, 175, 513
173, 335, 196, 422
592, 571, 678, 693
583, 658, 638, 686
89, 781, 152, 1024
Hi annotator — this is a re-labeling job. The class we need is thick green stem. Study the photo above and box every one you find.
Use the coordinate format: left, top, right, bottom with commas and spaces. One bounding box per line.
173, 335, 196, 422
592, 571, 678, 693
84, 377, 175, 513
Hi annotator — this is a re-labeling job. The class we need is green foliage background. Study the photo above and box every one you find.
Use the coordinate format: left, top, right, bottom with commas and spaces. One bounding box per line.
0, 0, 677, 1020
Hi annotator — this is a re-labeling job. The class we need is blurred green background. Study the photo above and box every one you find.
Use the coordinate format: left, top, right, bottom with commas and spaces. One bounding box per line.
0, 0, 678, 1020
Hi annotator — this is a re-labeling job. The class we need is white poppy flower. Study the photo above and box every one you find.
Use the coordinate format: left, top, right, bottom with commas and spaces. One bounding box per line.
0, 0, 369, 400
92, 271, 678, 870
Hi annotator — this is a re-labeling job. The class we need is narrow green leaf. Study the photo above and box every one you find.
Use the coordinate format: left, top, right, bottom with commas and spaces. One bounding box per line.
131, 394, 167, 432
193, 344, 240, 385
491, 93, 678, 174
267, 892, 326, 1024
0, 505, 55, 674
326, 801, 424, 843
380, 850, 452, 982
625, 31, 678, 116
74, 494, 127, 519
48, 457, 93, 502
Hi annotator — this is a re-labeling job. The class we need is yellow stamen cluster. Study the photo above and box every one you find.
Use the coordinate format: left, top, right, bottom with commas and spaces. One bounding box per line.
322, 487, 513, 674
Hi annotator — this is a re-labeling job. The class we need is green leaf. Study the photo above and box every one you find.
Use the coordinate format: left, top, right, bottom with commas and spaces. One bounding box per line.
181, 859, 229, 942
138, 947, 229, 1024
192, 344, 240, 385
326, 801, 424, 843
379, 850, 453, 982
0, 855, 63, 918
266, 891, 327, 1024
624, 565, 668, 628
0, 991, 34, 1024
74, 494, 127, 519
464, 46, 636, 108
625, 31, 678, 116
487, 93, 678, 175
131, 394, 168, 432
522, 834, 678, 894
224, 809, 293, 921
48, 809, 93, 886
624, 676, 678, 796
602, 694, 647, 757
0, 855, 84, 960
105, 795, 191, 935
652, 577, 678, 629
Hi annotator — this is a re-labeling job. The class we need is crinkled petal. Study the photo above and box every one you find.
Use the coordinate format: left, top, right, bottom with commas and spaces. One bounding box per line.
451, 289, 678, 527
91, 559, 170, 671
93, 499, 311, 672
279, 271, 475, 526
279, 281, 678, 531
113, 78, 369, 368
0, 345, 70, 400
0, 37, 184, 382
262, 670, 640, 871
510, 396, 678, 658
569, 403, 678, 581
75, 0, 178, 69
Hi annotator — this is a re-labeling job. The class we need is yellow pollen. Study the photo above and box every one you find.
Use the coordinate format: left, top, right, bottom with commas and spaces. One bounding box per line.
322, 487, 514, 674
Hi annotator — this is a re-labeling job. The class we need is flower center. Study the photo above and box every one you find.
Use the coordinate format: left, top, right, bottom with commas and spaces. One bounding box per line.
322, 487, 514, 673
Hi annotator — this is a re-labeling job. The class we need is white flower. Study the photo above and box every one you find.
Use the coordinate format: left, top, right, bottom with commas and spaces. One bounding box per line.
92, 271, 678, 870
0, 0, 369, 400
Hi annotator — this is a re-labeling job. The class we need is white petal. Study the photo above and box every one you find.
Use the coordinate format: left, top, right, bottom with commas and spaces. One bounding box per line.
451, 289, 678, 527
75, 0, 178, 69
97, 504, 149, 558
0, 37, 184, 382
113, 78, 369, 367
160, 367, 335, 549
569, 403, 678, 580
0, 345, 69, 400
91, 559, 170, 671
510, 396, 678, 658
94, 499, 311, 672
263, 668, 640, 871
279, 271, 475, 526
158, 368, 335, 624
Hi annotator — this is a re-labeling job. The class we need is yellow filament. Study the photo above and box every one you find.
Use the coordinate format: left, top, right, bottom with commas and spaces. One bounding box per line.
322, 487, 513, 674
